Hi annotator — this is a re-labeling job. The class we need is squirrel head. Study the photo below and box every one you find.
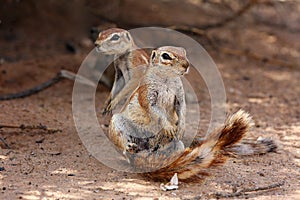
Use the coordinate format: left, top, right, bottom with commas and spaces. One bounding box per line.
95, 28, 134, 55
150, 46, 190, 76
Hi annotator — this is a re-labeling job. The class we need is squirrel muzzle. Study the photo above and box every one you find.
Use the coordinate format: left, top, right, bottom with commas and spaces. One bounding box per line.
181, 60, 190, 74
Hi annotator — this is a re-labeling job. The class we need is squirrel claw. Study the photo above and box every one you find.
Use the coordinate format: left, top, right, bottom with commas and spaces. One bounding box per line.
102, 97, 112, 115
102, 100, 117, 115
163, 126, 178, 139
126, 142, 139, 153
102, 104, 112, 115
102, 108, 112, 115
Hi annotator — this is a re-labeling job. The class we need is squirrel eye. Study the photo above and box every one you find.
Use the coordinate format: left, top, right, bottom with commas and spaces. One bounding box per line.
162, 53, 172, 60
110, 34, 120, 41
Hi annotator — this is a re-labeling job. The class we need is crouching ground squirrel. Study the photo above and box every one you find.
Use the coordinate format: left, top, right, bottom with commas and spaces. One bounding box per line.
108, 46, 277, 181
95, 28, 149, 114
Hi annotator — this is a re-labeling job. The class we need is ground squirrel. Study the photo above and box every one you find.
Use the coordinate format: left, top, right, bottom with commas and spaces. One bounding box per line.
95, 28, 149, 114
108, 46, 277, 181
109, 46, 188, 154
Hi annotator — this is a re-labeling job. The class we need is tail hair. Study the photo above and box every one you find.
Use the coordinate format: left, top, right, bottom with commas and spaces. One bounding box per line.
225, 137, 277, 156
147, 110, 255, 181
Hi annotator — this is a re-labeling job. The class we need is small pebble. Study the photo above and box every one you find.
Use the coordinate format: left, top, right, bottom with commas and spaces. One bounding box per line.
67, 173, 75, 176
243, 76, 250, 81
35, 138, 45, 144
258, 172, 265, 177
48, 151, 61, 156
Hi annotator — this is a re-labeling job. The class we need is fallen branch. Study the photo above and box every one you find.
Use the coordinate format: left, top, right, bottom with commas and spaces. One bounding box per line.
0, 123, 62, 133
213, 182, 284, 198
0, 70, 96, 101
0, 136, 11, 149
0, 123, 61, 148
0, 72, 62, 100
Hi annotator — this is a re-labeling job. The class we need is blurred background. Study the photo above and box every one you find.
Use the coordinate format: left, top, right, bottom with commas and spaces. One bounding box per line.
0, 0, 299, 64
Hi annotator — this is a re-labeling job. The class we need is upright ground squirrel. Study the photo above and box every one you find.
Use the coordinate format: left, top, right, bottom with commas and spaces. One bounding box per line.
108, 46, 277, 181
95, 28, 149, 114
109, 46, 188, 154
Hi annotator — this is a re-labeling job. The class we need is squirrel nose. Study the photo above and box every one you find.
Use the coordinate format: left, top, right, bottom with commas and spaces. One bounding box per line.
181, 60, 190, 69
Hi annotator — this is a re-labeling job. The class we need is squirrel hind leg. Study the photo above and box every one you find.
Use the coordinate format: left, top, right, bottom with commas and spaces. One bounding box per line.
109, 114, 136, 151
109, 114, 154, 153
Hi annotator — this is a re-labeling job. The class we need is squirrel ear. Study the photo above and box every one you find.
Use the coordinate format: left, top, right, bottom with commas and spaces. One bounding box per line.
151, 50, 156, 60
125, 32, 131, 41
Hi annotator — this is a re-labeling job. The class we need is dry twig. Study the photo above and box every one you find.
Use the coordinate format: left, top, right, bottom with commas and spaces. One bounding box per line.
0, 123, 61, 148
0, 123, 62, 133
0, 136, 11, 149
0, 72, 62, 100
213, 182, 284, 198
0, 70, 96, 101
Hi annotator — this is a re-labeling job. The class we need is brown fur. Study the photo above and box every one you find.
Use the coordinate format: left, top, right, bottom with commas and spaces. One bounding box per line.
131, 49, 149, 69
137, 84, 149, 112
97, 28, 125, 42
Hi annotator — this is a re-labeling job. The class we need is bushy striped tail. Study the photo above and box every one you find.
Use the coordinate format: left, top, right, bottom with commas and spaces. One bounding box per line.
147, 110, 254, 181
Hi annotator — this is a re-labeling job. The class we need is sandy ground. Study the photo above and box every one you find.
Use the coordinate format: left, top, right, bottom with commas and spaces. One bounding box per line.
0, 1, 299, 199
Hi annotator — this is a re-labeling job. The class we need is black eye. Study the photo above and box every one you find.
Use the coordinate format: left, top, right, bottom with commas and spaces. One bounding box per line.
110, 34, 120, 41
162, 53, 172, 60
